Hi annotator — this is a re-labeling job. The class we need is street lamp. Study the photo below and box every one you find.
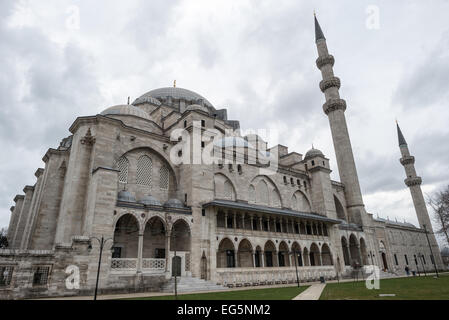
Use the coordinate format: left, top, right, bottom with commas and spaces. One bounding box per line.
422, 224, 439, 278
88, 236, 114, 300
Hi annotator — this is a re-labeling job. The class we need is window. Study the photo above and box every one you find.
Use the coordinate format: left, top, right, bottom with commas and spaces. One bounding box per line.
136, 155, 152, 186
116, 156, 129, 183
430, 255, 435, 265
404, 254, 409, 265
201, 120, 206, 127
297, 179, 301, 186
265, 252, 273, 267
0, 266, 13, 287
311, 160, 315, 166
201, 141, 205, 148
422, 255, 426, 265
227, 216, 233, 228
237, 164, 242, 174
155, 249, 166, 259
252, 219, 258, 230
294, 224, 299, 234
159, 166, 169, 190
184, 120, 187, 128
184, 193, 188, 203
394, 254, 398, 265
276, 221, 281, 232
263, 220, 268, 231
202, 209, 206, 217
304, 181, 307, 189
414, 255, 418, 265
224, 181, 233, 199
290, 178, 294, 185
228, 164, 233, 172
33, 266, 50, 286
278, 252, 285, 267
112, 247, 122, 258
283, 176, 287, 184
226, 250, 235, 268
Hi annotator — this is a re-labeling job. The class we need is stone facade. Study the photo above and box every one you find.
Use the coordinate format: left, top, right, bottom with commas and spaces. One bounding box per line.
0, 17, 445, 299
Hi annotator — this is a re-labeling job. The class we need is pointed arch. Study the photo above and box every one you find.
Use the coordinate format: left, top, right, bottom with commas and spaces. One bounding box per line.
292, 191, 311, 212
159, 165, 169, 190
271, 188, 281, 207
334, 195, 346, 220
214, 173, 236, 201
250, 175, 284, 207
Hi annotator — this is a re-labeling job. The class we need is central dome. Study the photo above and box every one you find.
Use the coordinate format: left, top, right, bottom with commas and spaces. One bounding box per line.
133, 87, 214, 108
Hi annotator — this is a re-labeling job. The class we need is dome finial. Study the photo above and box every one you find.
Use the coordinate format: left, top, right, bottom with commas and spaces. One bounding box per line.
173, 80, 177, 88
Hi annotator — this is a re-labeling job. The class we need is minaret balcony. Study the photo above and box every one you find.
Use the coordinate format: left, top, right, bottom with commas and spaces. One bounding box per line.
400, 155, 415, 166
320, 77, 341, 93
323, 98, 347, 115
316, 54, 335, 69
405, 176, 422, 187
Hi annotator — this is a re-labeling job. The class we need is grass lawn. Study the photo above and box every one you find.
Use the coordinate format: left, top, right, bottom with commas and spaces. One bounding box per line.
320, 273, 449, 300
127, 285, 309, 300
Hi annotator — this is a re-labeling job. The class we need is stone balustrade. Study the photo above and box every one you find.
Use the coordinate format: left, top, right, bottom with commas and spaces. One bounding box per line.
110, 258, 166, 274
215, 266, 336, 287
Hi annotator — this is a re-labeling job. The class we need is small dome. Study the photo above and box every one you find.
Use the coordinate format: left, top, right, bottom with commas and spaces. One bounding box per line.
305, 147, 324, 159
185, 104, 210, 115
132, 96, 162, 106
139, 195, 162, 206
101, 104, 150, 120
164, 198, 184, 208
117, 190, 136, 202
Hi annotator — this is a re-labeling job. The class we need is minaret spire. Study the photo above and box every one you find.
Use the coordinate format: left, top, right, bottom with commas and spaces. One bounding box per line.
396, 121, 407, 146
314, 13, 326, 42
314, 16, 366, 226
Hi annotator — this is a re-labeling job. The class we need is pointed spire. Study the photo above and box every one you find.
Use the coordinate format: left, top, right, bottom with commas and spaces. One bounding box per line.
396, 121, 407, 146
314, 13, 326, 42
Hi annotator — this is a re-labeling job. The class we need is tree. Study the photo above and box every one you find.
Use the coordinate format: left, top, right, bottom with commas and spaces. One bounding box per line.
427, 185, 449, 247
0, 228, 8, 249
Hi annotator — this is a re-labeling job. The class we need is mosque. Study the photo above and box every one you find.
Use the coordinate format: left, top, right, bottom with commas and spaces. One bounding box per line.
0, 16, 444, 299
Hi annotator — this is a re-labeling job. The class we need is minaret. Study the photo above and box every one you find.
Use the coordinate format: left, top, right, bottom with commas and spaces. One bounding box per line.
314, 15, 366, 225
397, 122, 443, 268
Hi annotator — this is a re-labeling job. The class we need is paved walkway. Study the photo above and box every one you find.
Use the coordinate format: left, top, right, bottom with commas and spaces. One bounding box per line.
292, 283, 326, 300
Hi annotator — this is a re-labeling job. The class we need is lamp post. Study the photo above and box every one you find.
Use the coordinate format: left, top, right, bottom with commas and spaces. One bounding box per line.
368, 251, 375, 266
422, 224, 439, 277
88, 236, 114, 300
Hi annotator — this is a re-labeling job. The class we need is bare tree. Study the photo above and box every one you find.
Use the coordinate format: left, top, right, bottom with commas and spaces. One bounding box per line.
0, 228, 8, 249
427, 185, 449, 247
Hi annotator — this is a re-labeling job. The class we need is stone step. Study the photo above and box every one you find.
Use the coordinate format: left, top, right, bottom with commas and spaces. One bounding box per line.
161, 277, 228, 293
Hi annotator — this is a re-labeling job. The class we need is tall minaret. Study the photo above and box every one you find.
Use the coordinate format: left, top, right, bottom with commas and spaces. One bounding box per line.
396, 122, 443, 266
314, 15, 366, 225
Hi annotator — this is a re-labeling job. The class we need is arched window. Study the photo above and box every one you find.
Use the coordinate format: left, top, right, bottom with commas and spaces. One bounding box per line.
117, 156, 129, 183
256, 180, 269, 204
291, 194, 298, 210
136, 155, 152, 186
224, 181, 233, 199
159, 165, 169, 190
248, 185, 256, 203
271, 189, 281, 207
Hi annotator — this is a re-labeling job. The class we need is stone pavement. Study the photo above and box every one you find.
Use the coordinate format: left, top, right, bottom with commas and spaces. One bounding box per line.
292, 283, 326, 300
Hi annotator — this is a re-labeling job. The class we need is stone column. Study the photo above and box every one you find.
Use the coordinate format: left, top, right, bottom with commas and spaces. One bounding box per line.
224, 213, 228, 229
267, 217, 271, 232
165, 230, 171, 273
279, 218, 283, 233
252, 251, 256, 268
261, 251, 265, 267
259, 216, 263, 231
233, 213, 237, 231
241, 214, 245, 230
250, 215, 254, 231
234, 250, 238, 268
137, 232, 144, 273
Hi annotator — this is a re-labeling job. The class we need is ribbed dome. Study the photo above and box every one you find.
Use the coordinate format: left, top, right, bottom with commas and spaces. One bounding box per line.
164, 198, 184, 208
101, 104, 150, 120
305, 148, 324, 159
133, 87, 213, 108
139, 195, 162, 206
185, 104, 210, 114
117, 190, 136, 202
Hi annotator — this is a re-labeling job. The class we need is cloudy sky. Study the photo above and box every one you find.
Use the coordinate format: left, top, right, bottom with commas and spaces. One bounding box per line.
1, 0, 449, 244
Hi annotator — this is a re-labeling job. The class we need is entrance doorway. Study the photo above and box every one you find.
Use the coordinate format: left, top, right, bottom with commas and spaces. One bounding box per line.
200, 254, 207, 280
172, 256, 181, 277
381, 252, 388, 270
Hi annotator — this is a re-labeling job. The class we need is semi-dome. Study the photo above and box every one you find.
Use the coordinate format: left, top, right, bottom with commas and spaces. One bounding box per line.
101, 104, 150, 120
117, 190, 136, 202
139, 195, 162, 206
185, 104, 210, 114
133, 87, 214, 108
305, 147, 324, 159
164, 198, 184, 208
